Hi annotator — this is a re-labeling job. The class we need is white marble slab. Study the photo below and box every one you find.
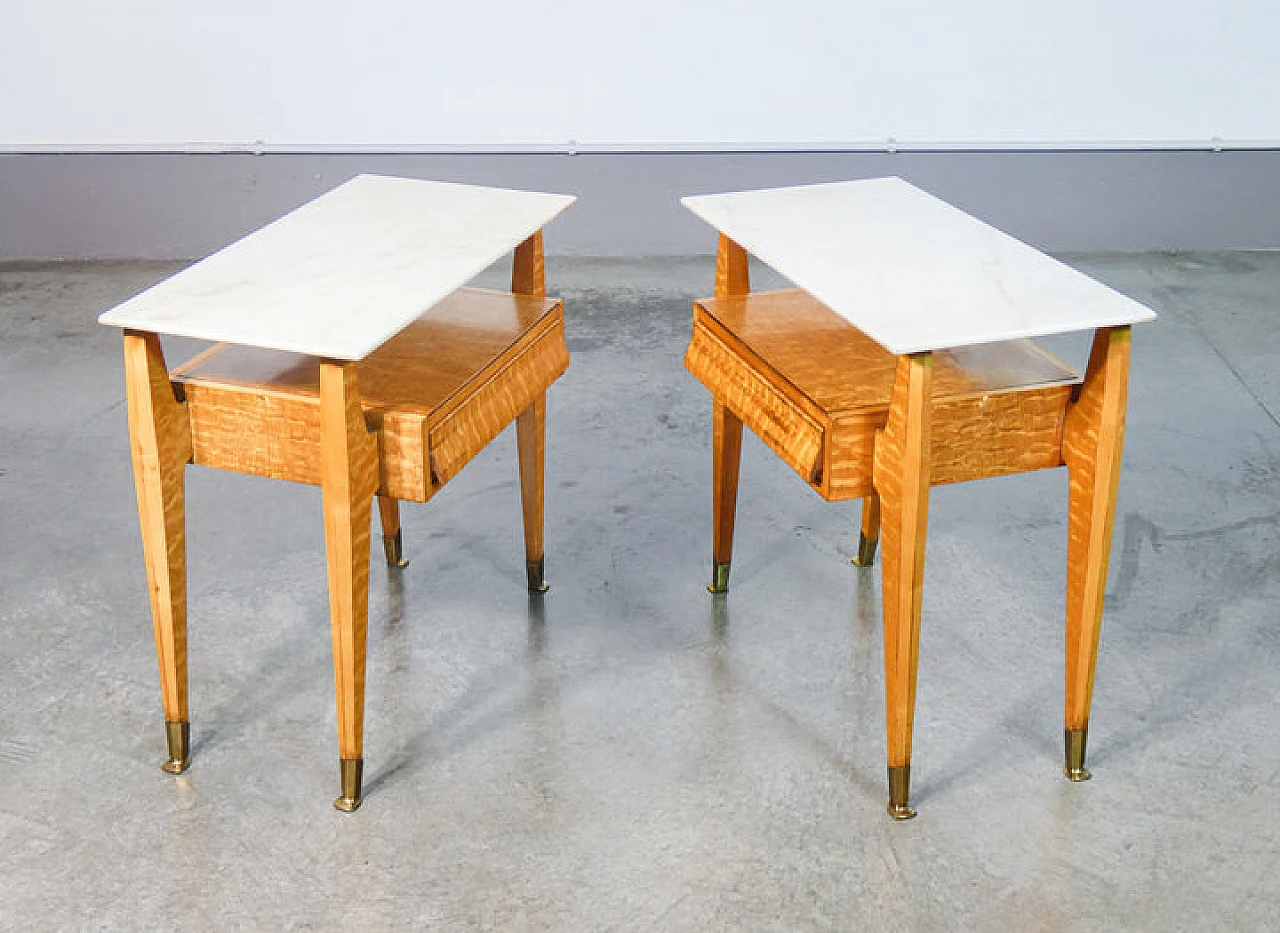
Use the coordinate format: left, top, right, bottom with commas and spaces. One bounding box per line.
682, 177, 1155, 355
100, 175, 576, 360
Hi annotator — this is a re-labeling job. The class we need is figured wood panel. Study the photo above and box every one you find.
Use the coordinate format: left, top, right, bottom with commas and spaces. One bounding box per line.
183, 386, 432, 501
174, 287, 566, 500
429, 325, 569, 485
183, 383, 324, 485
822, 419, 879, 501
172, 288, 560, 414
929, 386, 1072, 486
820, 387, 1070, 500
372, 411, 431, 502
685, 315, 826, 484
690, 288, 1081, 499
698, 289, 1078, 416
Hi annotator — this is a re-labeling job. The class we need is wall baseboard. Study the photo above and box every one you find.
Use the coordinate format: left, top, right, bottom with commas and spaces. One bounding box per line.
2, 150, 1278, 260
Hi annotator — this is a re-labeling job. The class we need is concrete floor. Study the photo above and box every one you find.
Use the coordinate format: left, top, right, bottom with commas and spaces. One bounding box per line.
1, 254, 1278, 930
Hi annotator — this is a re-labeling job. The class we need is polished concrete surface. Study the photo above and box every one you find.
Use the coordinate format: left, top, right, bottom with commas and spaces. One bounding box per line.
1, 254, 1277, 930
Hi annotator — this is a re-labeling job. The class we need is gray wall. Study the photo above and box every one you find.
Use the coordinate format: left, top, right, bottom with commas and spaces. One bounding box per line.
2, 150, 1279, 260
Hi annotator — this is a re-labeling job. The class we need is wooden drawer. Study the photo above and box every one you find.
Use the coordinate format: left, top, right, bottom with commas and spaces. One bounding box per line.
427, 320, 569, 486
685, 312, 825, 485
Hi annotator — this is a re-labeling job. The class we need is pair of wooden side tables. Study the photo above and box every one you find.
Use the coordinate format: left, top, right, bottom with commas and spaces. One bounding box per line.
100, 175, 1154, 817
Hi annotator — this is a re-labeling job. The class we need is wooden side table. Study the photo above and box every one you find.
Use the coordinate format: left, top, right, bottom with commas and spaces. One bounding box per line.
100, 175, 575, 810
683, 178, 1155, 819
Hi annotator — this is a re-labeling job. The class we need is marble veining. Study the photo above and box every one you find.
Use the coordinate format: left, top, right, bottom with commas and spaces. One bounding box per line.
99, 175, 576, 360
682, 178, 1156, 355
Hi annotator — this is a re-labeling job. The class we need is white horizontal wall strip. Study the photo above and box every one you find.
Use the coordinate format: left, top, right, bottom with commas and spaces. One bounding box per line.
4, 141, 1280, 156
3, 0, 1277, 151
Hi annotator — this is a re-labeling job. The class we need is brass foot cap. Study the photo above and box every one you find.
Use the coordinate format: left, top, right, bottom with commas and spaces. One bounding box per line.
887, 803, 918, 820
1064, 728, 1090, 782
383, 531, 409, 568
334, 758, 363, 812
526, 558, 549, 594
161, 721, 190, 774
852, 533, 879, 567
887, 765, 914, 820
707, 561, 731, 595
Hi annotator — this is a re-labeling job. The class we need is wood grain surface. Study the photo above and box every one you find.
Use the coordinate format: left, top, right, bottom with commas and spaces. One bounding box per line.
1061, 326, 1131, 732
874, 353, 934, 769
173, 288, 559, 413
706, 235, 751, 578
715, 234, 750, 300
319, 361, 379, 763
516, 393, 547, 566
699, 289, 1078, 413
173, 288, 568, 500
511, 230, 547, 298
123, 330, 193, 725
688, 289, 1080, 500
376, 494, 401, 540
711, 401, 745, 568
685, 316, 825, 484
928, 387, 1072, 487
859, 490, 881, 556
429, 327, 568, 486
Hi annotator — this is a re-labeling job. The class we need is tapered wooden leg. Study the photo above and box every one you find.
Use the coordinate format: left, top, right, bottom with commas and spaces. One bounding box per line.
376, 495, 408, 568
853, 491, 882, 567
319, 361, 379, 811
705, 235, 750, 595
517, 393, 550, 593
512, 230, 547, 298
513, 230, 551, 594
708, 401, 744, 593
122, 331, 193, 774
1060, 327, 1131, 781
715, 233, 750, 299
874, 353, 933, 819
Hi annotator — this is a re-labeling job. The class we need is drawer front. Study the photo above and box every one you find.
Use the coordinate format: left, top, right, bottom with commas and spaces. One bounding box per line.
428, 323, 569, 486
685, 320, 825, 484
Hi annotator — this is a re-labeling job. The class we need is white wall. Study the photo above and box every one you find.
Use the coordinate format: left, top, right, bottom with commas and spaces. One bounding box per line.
3, 0, 1278, 151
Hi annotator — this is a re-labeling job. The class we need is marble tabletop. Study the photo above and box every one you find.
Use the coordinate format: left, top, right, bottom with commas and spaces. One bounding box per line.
682, 178, 1155, 355
100, 175, 576, 360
